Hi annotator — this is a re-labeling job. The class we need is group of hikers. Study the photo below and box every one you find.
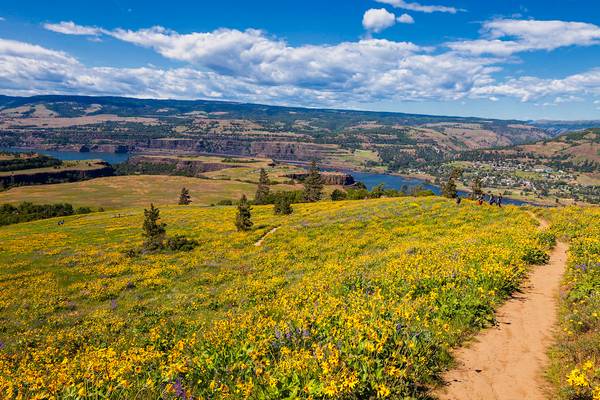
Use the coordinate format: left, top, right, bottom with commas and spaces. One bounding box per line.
478, 192, 504, 207
456, 192, 504, 207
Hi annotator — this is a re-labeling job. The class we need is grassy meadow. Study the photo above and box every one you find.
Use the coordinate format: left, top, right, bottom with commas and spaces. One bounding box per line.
544, 207, 600, 400
0, 175, 301, 209
0, 197, 556, 398
0, 159, 107, 177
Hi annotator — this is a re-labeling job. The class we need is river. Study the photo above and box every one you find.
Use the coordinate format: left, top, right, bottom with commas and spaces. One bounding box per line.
1, 147, 529, 205
0, 147, 130, 165
342, 170, 529, 206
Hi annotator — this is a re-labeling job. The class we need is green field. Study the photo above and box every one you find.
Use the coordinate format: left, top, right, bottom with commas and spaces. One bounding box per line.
0, 159, 106, 177
0, 175, 301, 209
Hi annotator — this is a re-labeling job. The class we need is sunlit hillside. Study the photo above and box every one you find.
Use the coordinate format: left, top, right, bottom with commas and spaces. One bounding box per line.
0, 197, 557, 398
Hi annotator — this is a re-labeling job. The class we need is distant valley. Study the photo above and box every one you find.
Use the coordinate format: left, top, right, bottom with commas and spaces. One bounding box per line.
0, 95, 598, 204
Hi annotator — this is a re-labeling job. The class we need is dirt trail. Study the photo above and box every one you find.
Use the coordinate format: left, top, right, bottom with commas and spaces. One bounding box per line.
435, 219, 567, 400
255, 227, 280, 247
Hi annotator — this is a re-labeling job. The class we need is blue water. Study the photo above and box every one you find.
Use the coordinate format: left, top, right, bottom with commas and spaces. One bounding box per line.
280, 160, 530, 205
347, 170, 528, 206
0, 147, 130, 164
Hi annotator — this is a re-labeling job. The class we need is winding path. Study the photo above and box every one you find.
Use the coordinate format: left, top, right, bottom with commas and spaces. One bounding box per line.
435, 218, 568, 400
254, 226, 280, 247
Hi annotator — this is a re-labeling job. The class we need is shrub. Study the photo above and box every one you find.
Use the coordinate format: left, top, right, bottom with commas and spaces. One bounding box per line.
522, 246, 550, 265
536, 231, 557, 248
331, 189, 347, 201
273, 193, 293, 215
166, 235, 198, 252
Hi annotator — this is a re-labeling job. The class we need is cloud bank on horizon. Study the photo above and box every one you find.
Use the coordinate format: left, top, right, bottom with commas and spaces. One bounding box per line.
1, 0, 600, 119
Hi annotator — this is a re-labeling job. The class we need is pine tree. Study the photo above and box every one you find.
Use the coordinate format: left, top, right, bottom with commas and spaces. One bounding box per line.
254, 168, 270, 204
303, 160, 324, 202
470, 177, 483, 200
142, 203, 166, 250
274, 193, 293, 215
178, 187, 192, 205
442, 168, 461, 199
235, 194, 253, 231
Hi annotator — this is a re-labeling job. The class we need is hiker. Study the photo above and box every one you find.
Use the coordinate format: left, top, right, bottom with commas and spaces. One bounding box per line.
456, 196, 462, 205
498, 194, 503, 208
477, 195, 484, 206
489, 193, 496, 206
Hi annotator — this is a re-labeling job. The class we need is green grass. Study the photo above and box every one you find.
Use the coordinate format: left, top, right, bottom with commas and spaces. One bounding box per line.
0, 159, 106, 177
545, 207, 600, 399
0, 175, 299, 209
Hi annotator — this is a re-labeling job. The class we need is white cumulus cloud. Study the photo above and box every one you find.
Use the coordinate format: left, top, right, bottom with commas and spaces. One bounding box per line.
44, 21, 105, 36
376, 0, 461, 14
447, 19, 600, 55
362, 8, 397, 32
9, 18, 600, 109
397, 14, 415, 24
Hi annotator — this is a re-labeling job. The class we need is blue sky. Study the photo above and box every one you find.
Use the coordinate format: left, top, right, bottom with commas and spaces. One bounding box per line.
1, 0, 600, 120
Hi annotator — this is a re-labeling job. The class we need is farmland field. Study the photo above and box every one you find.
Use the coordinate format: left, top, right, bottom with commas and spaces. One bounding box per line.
0, 197, 558, 398
0, 175, 302, 209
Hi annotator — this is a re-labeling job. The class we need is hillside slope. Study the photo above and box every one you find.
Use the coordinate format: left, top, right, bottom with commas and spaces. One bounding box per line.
0, 197, 552, 398
0, 95, 553, 169
518, 128, 600, 167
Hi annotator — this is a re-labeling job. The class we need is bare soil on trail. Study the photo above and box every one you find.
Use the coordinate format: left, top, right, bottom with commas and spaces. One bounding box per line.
435, 226, 567, 400
255, 227, 280, 247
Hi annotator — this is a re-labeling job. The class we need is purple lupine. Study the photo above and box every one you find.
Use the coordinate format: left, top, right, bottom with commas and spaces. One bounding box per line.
396, 323, 404, 334
110, 299, 117, 310
172, 378, 188, 400
0, 340, 5, 350
575, 264, 588, 272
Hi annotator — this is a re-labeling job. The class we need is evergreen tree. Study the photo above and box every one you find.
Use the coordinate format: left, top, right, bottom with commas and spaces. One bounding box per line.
235, 195, 253, 231
470, 177, 483, 200
330, 189, 347, 201
442, 168, 461, 199
274, 193, 293, 215
142, 203, 166, 250
303, 160, 324, 202
178, 187, 192, 205
254, 168, 271, 204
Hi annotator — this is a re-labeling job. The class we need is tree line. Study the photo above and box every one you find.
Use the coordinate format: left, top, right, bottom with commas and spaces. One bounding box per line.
0, 202, 92, 227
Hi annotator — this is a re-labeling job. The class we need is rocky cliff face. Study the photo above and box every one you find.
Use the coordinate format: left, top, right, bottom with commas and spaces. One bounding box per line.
0, 163, 114, 188
125, 155, 238, 176
145, 139, 333, 161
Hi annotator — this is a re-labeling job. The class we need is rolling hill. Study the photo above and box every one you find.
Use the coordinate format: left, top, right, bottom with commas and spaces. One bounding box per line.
1, 195, 598, 399
0, 95, 556, 170
518, 128, 600, 168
